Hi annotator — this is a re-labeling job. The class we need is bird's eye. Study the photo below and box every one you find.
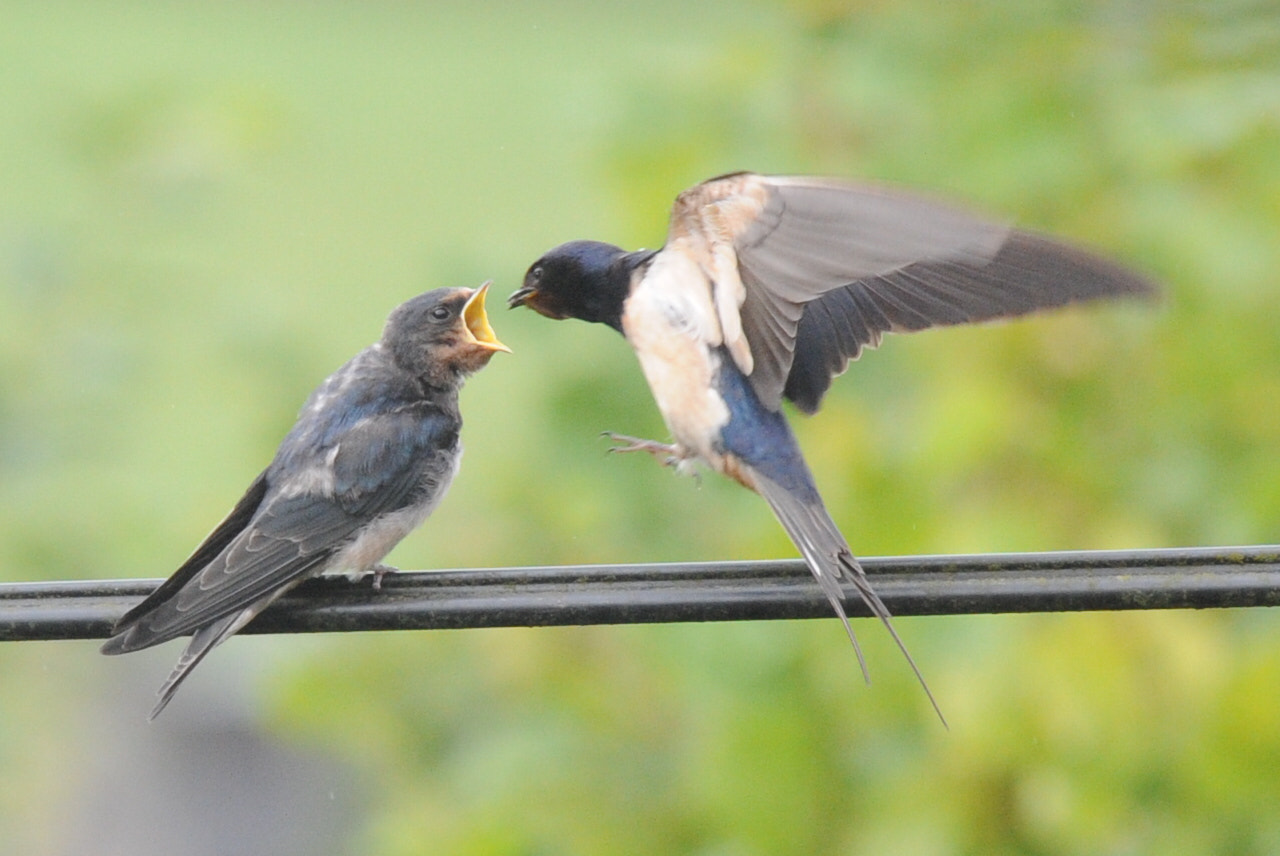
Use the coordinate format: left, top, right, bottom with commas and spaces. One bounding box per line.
531, 266, 544, 282
430, 306, 451, 321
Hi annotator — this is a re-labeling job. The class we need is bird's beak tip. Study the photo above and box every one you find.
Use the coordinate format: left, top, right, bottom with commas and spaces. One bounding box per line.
507, 286, 535, 310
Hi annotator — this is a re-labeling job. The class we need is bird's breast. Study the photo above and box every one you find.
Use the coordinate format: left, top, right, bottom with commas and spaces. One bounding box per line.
621, 255, 730, 462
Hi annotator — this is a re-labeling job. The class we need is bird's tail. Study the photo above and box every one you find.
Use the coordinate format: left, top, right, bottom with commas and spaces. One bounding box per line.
147, 618, 231, 720
147, 601, 267, 720
753, 471, 946, 726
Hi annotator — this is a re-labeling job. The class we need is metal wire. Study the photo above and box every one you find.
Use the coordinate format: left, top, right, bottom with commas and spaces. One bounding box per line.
2, 545, 1278, 643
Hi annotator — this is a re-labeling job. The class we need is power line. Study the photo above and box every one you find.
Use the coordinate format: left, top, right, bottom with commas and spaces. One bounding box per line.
2, 545, 1277, 643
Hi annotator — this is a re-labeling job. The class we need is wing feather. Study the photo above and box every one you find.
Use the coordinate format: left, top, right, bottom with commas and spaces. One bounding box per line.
784, 230, 1158, 413
667, 172, 1157, 414
104, 492, 354, 651
105, 471, 271, 635
103, 404, 458, 653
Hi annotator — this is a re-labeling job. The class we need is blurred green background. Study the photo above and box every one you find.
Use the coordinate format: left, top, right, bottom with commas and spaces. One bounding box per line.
3, 0, 1279, 853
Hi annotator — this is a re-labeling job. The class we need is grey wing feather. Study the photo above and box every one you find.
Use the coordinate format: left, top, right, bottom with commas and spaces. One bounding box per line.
102, 491, 356, 653
105, 471, 271, 636
782, 229, 1158, 412
724, 175, 1155, 411
737, 177, 1009, 292
104, 406, 457, 655
731, 176, 1008, 408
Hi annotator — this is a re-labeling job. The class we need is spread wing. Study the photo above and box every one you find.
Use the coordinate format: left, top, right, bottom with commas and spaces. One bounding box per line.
102, 405, 458, 652
668, 172, 1158, 414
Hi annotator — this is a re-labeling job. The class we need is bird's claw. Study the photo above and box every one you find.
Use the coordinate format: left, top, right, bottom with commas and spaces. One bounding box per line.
601, 432, 700, 483
602, 432, 679, 466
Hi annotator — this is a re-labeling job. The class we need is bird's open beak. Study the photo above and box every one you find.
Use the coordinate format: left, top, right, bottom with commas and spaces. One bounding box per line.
462, 282, 512, 353
507, 284, 536, 310
508, 283, 568, 320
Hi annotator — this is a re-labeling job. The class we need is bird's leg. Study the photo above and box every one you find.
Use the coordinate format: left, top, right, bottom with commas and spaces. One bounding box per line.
369, 563, 398, 591
602, 432, 701, 484
603, 432, 680, 465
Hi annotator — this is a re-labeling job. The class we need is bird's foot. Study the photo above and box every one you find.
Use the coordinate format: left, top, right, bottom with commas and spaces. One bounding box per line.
603, 432, 680, 466
369, 563, 398, 591
602, 432, 701, 484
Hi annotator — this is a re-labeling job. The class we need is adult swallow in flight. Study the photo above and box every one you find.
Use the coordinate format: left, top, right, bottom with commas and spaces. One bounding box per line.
102, 284, 509, 719
509, 172, 1157, 721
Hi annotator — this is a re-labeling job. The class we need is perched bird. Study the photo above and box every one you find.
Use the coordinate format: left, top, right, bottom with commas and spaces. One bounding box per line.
509, 171, 1157, 721
102, 283, 509, 719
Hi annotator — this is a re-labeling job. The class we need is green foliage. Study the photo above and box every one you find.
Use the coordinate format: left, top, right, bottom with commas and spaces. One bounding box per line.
3, 0, 1279, 853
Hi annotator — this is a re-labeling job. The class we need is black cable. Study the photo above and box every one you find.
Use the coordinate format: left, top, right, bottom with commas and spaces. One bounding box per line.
2, 545, 1277, 643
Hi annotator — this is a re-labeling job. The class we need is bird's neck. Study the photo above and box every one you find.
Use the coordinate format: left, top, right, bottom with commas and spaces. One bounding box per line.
413, 366, 466, 400
368, 341, 463, 401
593, 249, 656, 333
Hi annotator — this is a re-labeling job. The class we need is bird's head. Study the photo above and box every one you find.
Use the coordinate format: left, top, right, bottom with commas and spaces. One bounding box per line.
508, 240, 635, 331
384, 282, 511, 382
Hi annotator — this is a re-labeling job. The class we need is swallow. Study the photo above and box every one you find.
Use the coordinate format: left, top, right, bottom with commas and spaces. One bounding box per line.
509, 172, 1157, 722
102, 283, 510, 719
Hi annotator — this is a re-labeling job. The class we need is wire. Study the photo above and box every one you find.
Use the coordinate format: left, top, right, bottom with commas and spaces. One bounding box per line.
2, 545, 1277, 643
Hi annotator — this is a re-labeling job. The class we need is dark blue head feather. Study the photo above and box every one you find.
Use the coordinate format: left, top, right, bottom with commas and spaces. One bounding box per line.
514, 240, 653, 332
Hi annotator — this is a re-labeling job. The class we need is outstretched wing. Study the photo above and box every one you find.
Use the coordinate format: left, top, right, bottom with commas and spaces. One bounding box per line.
103, 404, 458, 653
668, 172, 1158, 414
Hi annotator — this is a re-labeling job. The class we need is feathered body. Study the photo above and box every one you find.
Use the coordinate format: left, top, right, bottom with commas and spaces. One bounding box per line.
103, 284, 509, 718
510, 172, 1157, 721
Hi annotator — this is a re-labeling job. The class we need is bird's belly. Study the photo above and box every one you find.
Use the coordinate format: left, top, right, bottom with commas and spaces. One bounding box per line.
622, 294, 730, 462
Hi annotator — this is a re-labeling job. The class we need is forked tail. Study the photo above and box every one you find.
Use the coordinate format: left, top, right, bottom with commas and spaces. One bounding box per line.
753, 471, 947, 727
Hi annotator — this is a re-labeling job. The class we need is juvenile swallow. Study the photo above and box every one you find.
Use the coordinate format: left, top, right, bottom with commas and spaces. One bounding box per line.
102, 283, 509, 718
509, 172, 1157, 721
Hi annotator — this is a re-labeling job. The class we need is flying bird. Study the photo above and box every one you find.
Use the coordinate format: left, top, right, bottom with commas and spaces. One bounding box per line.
509, 172, 1157, 721
102, 283, 510, 719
